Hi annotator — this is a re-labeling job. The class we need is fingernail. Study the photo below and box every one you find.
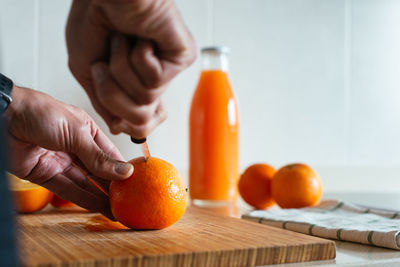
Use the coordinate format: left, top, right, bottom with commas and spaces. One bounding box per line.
91, 65, 107, 84
114, 161, 134, 177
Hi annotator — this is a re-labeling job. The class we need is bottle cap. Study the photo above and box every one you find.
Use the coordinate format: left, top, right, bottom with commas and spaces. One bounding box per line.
201, 46, 231, 55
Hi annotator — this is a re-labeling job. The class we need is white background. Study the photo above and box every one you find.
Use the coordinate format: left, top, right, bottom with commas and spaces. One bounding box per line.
1, 0, 400, 193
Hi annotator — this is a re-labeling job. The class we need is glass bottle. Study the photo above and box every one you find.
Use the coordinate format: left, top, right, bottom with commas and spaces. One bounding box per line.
189, 46, 239, 206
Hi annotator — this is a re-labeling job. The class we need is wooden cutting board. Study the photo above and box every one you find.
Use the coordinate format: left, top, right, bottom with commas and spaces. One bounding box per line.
17, 206, 335, 266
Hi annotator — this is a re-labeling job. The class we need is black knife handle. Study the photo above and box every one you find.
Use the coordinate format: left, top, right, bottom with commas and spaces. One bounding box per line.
130, 137, 147, 144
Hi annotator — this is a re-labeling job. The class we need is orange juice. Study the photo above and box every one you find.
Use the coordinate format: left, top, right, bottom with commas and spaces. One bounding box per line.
189, 46, 239, 206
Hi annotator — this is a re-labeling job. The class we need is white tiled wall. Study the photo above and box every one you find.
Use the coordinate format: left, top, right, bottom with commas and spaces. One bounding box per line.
1, 0, 400, 191
213, 0, 347, 167
349, 0, 400, 166
0, 0, 36, 87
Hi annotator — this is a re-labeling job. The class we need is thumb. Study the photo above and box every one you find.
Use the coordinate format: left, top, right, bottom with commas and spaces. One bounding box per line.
74, 134, 133, 180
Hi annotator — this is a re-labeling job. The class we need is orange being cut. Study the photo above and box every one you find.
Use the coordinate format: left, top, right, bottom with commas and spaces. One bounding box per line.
8, 173, 53, 213
109, 157, 188, 229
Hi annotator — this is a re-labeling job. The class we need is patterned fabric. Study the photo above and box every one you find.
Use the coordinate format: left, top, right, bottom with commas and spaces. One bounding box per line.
242, 199, 400, 250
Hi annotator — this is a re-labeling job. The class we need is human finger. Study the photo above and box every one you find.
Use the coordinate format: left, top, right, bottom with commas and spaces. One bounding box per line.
110, 34, 165, 105
64, 164, 109, 199
130, 38, 191, 89
72, 130, 133, 180
91, 120, 125, 161
111, 100, 167, 139
91, 62, 159, 126
40, 173, 114, 219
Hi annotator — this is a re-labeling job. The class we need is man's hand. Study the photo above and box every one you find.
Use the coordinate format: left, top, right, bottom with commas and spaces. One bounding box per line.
4, 86, 133, 218
66, 0, 197, 138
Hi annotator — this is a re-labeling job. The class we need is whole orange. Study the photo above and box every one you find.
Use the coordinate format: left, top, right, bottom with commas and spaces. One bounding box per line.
8, 173, 53, 213
271, 163, 322, 208
109, 157, 188, 229
51, 194, 75, 208
238, 163, 276, 209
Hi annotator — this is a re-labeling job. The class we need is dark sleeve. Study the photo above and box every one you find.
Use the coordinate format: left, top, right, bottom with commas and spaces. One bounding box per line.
0, 118, 18, 266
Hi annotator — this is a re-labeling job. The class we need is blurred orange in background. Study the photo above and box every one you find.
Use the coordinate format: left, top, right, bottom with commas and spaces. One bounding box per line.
8, 173, 53, 213
239, 163, 276, 210
271, 163, 322, 209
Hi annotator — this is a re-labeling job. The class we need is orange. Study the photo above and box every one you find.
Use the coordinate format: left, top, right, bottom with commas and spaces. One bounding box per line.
271, 163, 322, 208
238, 163, 276, 209
8, 173, 53, 213
51, 194, 75, 208
109, 157, 188, 229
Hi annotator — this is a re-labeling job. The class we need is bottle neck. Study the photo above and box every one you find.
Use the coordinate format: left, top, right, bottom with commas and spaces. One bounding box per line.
202, 53, 229, 72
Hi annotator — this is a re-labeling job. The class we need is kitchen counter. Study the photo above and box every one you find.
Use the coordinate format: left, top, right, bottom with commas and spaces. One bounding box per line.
268, 240, 400, 266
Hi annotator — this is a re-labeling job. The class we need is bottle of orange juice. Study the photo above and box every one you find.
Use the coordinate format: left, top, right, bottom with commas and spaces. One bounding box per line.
189, 46, 239, 206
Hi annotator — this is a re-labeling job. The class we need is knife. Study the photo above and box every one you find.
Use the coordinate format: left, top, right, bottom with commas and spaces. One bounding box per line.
130, 137, 151, 161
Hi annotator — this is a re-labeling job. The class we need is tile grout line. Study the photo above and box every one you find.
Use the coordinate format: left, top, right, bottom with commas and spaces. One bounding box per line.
33, 0, 40, 90
207, 0, 214, 46
344, 0, 352, 165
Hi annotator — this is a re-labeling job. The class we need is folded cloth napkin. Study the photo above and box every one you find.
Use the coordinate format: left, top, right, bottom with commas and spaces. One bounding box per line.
242, 199, 400, 250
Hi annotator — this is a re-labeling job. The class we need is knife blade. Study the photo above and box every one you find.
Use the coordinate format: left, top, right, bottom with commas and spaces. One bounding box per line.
130, 137, 151, 161
140, 141, 150, 161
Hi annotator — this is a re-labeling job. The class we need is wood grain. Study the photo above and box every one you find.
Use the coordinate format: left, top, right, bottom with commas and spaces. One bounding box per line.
17, 206, 335, 266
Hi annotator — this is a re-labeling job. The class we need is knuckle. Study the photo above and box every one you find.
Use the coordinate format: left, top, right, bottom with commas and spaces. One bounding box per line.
76, 121, 90, 135
133, 111, 152, 125
141, 111, 153, 124
134, 94, 157, 106
159, 111, 168, 123
184, 45, 198, 67
109, 125, 121, 135
125, 105, 157, 125
93, 151, 110, 171
137, 88, 165, 106
72, 125, 92, 152
144, 71, 163, 89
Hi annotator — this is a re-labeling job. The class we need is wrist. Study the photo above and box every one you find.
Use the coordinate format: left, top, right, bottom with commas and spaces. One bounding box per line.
0, 73, 14, 113
3, 86, 25, 123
